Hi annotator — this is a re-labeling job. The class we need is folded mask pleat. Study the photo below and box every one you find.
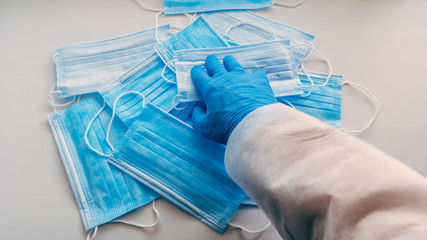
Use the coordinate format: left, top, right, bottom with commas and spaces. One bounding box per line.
48, 96, 159, 231
53, 25, 173, 99
108, 104, 245, 233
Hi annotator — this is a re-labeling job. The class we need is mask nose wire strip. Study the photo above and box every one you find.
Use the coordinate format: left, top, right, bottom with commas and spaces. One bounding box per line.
170, 94, 189, 111
290, 43, 333, 96
86, 226, 98, 240
225, 21, 278, 41
84, 100, 111, 157
342, 81, 380, 135
133, 0, 163, 12
113, 201, 161, 228
162, 59, 177, 83
273, 0, 305, 8
229, 221, 272, 234
106, 91, 147, 150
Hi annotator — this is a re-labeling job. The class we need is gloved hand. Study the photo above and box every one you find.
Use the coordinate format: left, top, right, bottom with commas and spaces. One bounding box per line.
191, 55, 277, 144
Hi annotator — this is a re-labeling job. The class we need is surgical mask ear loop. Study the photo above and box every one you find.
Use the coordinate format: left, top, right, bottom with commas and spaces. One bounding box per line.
48, 84, 79, 109
229, 221, 272, 234
225, 21, 279, 41
84, 91, 146, 156
105, 91, 147, 150
185, 13, 198, 25
342, 81, 380, 136
133, 0, 163, 12
154, 12, 190, 42
162, 59, 177, 83
278, 98, 296, 109
154, 11, 164, 44
290, 43, 333, 97
86, 226, 98, 240
86, 201, 160, 240
274, 0, 305, 8
52, 52, 59, 61
84, 101, 111, 157
169, 94, 189, 111
113, 201, 161, 228
169, 22, 186, 35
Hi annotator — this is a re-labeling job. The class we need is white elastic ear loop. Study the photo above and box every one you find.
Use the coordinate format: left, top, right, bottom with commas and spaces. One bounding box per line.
133, 0, 163, 12
105, 91, 147, 150
86, 227, 98, 240
290, 43, 333, 97
342, 81, 380, 135
84, 101, 111, 157
154, 11, 164, 44
52, 52, 59, 61
169, 22, 186, 34
229, 221, 272, 234
113, 201, 161, 228
170, 94, 189, 111
225, 21, 278, 41
85, 201, 159, 240
278, 98, 296, 109
162, 59, 177, 83
185, 13, 198, 25
274, 0, 305, 8
48, 84, 78, 108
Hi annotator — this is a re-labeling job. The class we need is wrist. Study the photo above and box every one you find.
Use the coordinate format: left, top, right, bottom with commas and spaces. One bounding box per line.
225, 102, 274, 144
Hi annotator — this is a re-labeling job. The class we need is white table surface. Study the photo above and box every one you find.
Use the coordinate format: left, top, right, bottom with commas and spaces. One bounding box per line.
1, 0, 426, 239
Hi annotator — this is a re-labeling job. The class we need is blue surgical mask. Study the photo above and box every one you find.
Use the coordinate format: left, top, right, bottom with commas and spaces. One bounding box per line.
108, 102, 246, 233
154, 17, 229, 71
201, 11, 315, 68
169, 101, 197, 125
98, 53, 178, 127
163, 0, 272, 15
278, 71, 343, 129
174, 40, 303, 102
48, 95, 159, 232
53, 25, 173, 98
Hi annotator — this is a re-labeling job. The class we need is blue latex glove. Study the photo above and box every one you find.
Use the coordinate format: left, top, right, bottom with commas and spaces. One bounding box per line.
191, 55, 277, 144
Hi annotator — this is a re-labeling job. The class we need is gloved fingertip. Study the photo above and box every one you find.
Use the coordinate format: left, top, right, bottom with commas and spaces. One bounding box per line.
191, 65, 210, 88
205, 55, 226, 76
191, 65, 206, 78
223, 55, 245, 72
206, 55, 219, 63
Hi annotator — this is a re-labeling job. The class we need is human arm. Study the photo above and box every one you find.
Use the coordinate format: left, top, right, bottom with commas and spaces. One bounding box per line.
191, 55, 427, 239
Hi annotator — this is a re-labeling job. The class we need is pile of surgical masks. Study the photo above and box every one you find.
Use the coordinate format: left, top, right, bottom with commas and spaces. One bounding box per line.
48, 8, 378, 239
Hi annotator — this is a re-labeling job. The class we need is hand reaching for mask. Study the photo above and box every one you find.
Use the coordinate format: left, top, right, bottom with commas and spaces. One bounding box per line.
191, 55, 277, 144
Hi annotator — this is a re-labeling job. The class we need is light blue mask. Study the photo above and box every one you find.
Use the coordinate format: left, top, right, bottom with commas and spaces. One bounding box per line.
278, 71, 343, 129
48, 95, 159, 231
201, 11, 314, 68
107, 102, 246, 233
169, 102, 197, 124
174, 40, 303, 102
163, 0, 272, 15
53, 25, 173, 98
154, 17, 229, 71
98, 53, 178, 127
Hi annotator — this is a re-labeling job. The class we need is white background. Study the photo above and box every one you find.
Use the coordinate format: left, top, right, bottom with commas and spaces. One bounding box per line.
0, 0, 426, 239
